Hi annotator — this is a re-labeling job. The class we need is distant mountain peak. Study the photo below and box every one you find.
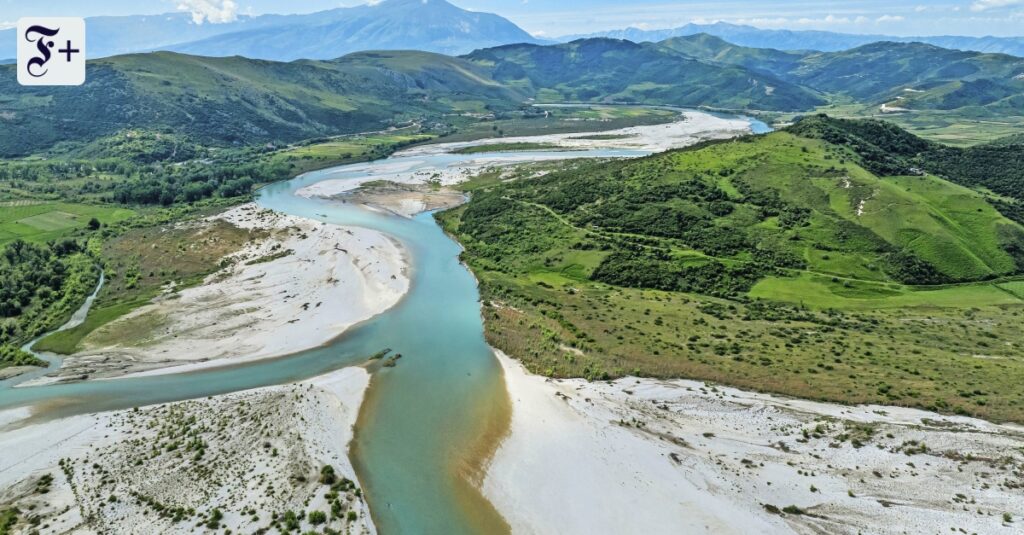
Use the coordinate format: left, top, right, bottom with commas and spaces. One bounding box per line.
0, 0, 539, 60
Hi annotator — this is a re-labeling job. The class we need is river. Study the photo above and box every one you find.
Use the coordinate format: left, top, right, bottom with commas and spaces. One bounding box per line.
0, 111, 769, 533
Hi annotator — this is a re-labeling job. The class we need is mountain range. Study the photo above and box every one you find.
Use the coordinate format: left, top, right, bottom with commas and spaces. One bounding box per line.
659, 34, 1024, 114
3, 35, 1023, 156
565, 22, 1024, 57
0, 50, 519, 156
0, 0, 540, 61
5, 4, 1024, 64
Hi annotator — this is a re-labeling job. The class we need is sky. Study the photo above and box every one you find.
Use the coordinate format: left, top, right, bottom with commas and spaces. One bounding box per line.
1, 0, 1023, 37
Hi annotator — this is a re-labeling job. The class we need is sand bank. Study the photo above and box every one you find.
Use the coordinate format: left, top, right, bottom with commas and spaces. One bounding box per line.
0, 367, 374, 534
487, 350, 1024, 534
26, 204, 409, 383
296, 111, 752, 200
338, 181, 466, 218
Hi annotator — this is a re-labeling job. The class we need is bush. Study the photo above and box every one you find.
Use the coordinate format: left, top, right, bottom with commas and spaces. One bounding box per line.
319, 465, 337, 485
308, 511, 327, 525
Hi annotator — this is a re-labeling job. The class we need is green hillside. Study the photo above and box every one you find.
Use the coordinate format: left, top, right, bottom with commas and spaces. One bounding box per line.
789, 115, 1024, 226
440, 117, 1024, 422
988, 132, 1024, 146
658, 33, 805, 75
3, 39, 1020, 157
0, 51, 520, 157
790, 42, 1024, 102
658, 35, 1024, 116
464, 38, 825, 111
448, 127, 1022, 289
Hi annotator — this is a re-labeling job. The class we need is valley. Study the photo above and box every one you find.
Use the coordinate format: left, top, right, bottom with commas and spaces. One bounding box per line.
4, 108, 1021, 535
1, 3, 1024, 533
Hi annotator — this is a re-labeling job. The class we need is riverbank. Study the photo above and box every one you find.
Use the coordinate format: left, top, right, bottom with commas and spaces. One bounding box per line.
0, 367, 374, 534
295, 110, 752, 199
486, 350, 1024, 534
338, 181, 466, 218
23, 204, 409, 384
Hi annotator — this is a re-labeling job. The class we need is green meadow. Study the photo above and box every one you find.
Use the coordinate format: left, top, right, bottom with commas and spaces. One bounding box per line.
263, 132, 434, 177
0, 201, 135, 245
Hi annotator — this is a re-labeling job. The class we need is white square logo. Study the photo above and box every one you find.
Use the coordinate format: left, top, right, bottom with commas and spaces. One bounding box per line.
17, 18, 86, 86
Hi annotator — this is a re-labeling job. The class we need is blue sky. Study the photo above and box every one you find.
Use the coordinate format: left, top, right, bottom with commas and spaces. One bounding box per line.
2, 0, 1023, 37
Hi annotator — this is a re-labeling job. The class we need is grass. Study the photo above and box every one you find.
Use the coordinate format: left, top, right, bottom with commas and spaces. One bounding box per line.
35, 217, 254, 354
432, 105, 678, 144
541, 105, 679, 121
33, 296, 153, 354
0, 202, 135, 246
452, 142, 563, 154
262, 131, 434, 178
440, 127, 1024, 423
466, 263, 1024, 422
0, 508, 18, 535
776, 102, 1024, 146
749, 273, 1023, 309
567, 133, 635, 141
665, 132, 1019, 281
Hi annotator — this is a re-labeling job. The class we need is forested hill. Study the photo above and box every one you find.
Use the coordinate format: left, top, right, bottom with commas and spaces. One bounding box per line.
658, 35, 1024, 115
0, 51, 521, 158
447, 117, 1024, 302
462, 38, 825, 111
4, 36, 1023, 158
788, 115, 1024, 225
0, 43, 825, 157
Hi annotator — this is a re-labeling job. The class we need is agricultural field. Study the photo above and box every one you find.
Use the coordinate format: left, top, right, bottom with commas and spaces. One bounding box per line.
0, 201, 134, 246
440, 118, 1024, 422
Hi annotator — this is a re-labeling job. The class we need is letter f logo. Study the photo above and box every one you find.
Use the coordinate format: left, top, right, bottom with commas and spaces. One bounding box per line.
17, 18, 86, 86
25, 25, 60, 78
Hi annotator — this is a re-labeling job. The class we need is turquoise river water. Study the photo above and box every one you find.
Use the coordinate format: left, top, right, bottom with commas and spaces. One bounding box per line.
0, 114, 768, 533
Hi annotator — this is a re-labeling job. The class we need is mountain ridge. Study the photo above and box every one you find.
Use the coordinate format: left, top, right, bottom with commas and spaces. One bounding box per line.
0, 0, 542, 61
4, 36, 1023, 157
658, 34, 1024, 114
0, 49, 523, 156
463, 38, 825, 111
564, 21, 1024, 57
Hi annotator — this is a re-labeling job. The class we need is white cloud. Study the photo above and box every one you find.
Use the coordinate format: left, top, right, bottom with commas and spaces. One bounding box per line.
733, 17, 791, 27
176, 0, 238, 24
970, 0, 1024, 11
876, 14, 905, 22
0, 21, 16, 30
793, 14, 852, 25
